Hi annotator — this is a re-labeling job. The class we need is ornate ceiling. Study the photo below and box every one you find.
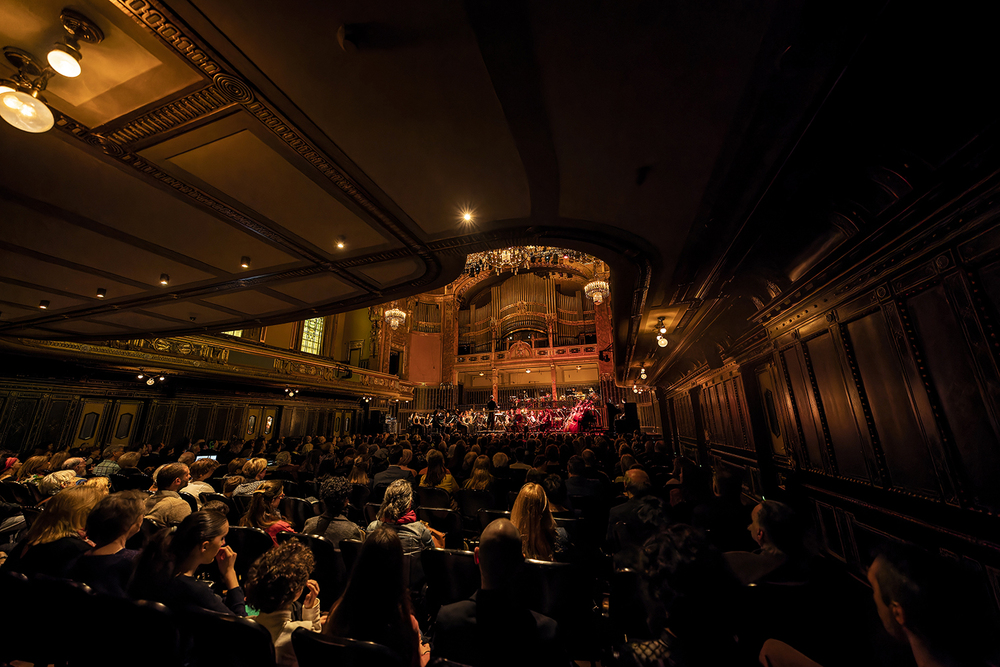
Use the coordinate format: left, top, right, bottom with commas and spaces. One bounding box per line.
0, 0, 891, 383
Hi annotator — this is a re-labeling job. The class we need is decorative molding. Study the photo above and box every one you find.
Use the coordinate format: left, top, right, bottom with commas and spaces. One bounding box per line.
100, 85, 233, 147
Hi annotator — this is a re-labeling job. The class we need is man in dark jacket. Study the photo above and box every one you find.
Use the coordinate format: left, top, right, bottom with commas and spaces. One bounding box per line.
434, 519, 561, 667
372, 446, 415, 489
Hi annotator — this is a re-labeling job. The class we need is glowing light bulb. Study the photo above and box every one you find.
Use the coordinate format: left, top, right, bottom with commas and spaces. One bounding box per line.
657, 337, 668, 348
47, 46, 82, 78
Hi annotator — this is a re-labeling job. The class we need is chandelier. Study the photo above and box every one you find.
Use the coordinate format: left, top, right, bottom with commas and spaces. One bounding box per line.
384, 304, 406, 330
584, 278, 610, 305
463, 246, 597, 277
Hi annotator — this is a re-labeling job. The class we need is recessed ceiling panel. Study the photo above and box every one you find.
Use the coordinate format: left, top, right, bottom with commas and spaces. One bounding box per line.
185, 0, 530, 236
356, 258, 424, 287
0, 0, 202, 127
0, 282, 88, 312
89, 310, 188, 331
0, 127, 299, 273
142, 301, 239, 324
167, 130, 390, 253
268, 274, 358, 303
0, 251, 145, 299
202, 289, 295, 315
0, 199, 215, 288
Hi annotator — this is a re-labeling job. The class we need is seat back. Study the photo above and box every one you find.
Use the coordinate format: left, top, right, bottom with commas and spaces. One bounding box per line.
421, 548, 479, 609
111, 472, 153, 491
454, 489, 495, 526
280, 496, 315, 531
340, 538, 364, 575
179, 491, 199, 513
126, 517, 165, 551
276, 532, 347, 600
349, 483, 371, 508
363, 502, 381, 525
4, 575, 94, 665
416, 485, 451, 509
19, 504, 42, 529
1, 480, 36, 505
84, 596, 182, 667
608, 568, 655, 640
291, 627, 402, 667
477, 508, 511, 533
182, 608, 275, 667
233, 493, 252, 516
225, 526, 274, 580
200, 492, 237, 522
371, 481, 390, 504
417, 507, 464, 549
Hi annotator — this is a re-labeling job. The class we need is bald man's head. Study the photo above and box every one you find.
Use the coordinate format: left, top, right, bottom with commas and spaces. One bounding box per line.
625, 469, 651, 498
477, 518, 524, 589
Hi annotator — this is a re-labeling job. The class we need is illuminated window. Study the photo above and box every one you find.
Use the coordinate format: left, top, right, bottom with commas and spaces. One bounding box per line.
300, 317, 325, 355
223, 330, 242, 337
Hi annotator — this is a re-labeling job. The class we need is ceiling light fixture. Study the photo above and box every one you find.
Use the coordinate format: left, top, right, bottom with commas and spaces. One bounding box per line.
137, 373, 144, 379
1, 11, 103, 133
146, 378, 155, 386
38, 300, 49, 309
240, 256, 250, 269
655, 316, 669, 347
658, 337, 669, 348
46, 10, 104, 78
640, 372, 647, 380
96, 288, 106, 298
336, 236, 346, 249
384, 302, 406, 330
159, 274, 170, 285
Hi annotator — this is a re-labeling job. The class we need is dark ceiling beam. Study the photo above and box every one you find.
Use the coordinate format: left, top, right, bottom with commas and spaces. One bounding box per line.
464, 0, 560, 223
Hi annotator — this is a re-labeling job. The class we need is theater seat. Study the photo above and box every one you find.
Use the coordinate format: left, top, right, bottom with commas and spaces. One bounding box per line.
421, 548, 480, 612
417, 507, 464, 549
417, 486, 452, 509
276, 531, 347, 600
182, 608, 275, 667
291, 627, 403, 667
225, 526, 273, 581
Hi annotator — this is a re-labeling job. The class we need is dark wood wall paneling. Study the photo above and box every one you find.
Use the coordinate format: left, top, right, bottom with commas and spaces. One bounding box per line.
658, 194, 1000, 604
0, 380, 360, 454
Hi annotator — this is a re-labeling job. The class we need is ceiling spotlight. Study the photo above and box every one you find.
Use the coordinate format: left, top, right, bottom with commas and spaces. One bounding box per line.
640, 372, 647, 380
656, 334, 662, 340
479, 371, 484, 376
46, 10, 104, 78
159, 274, 169, 285
240, 256, 250, 269
158, 375, 165, 381
38, 300, 49, 309
47, 42, 81, 77
137, 373, 144, 379
0, 89, 54, 133
576, 365, 581, 371
146, 378, 155, 386
336, 236, 346, 249
658, 337, 669, 348
96, 288, 106, 298
525, 369, 531, 373
463, 212, 472, 222
659, 326, 667, 334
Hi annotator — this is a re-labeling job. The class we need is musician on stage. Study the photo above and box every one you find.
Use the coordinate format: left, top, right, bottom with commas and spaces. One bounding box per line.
486, 396, 498, 430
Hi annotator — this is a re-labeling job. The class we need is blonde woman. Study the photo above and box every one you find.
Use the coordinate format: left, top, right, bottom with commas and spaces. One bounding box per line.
234, 457, 268, 495
510, 483, 569, 561
3, 485, 104, 577
16, 455, 49, 483
462, 455, 494, 492
239, 479, 293, 545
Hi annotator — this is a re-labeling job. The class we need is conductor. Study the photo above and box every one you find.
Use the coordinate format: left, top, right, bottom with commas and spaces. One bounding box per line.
487, 396, 498, 430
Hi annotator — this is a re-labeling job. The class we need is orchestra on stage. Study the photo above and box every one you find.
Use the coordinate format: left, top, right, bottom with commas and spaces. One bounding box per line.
404, 389, 604, 436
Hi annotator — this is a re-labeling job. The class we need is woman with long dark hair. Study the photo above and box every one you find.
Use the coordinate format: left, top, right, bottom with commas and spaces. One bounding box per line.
323, 526, 430, 666
419, 450, 457, 495
239, 479, 293, 545
130, 509, 246, 616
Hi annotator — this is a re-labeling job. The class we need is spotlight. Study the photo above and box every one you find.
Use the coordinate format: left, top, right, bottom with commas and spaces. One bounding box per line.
659, 326, 667, 334
240, 256, 250, 269
336, 236, 346, 249
658, 337, 668, 348
47, 42, 82, 77
158, 375, 165, 381
137, 373, 144, 379
640, 372, 647, 380
39, 300, 49, 309
525, 369, 531, 373
479, 372, 484, 376
146, 378, 155, 386
0, 90, 54, 133
159, 274, 169, 285
96, 288, 106, 298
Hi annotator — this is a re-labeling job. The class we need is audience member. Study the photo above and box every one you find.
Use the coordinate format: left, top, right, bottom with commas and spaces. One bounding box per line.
181, 458, 219, 507
240, 479, 293, 545
37, 470, 80, 496
373, 446, 416, 487
131, 509, 246, 615
510, 482, 568, 561
323, 526, 430, 666
2, 485, 104, 578
434, 518, 561, 667
303, 476, 363, 546
564, 455, 601, 501
116, 451, 143, 477
145, 463, 192, 526
622, 525, 741, 667
247, 539, 322, 667
608, 469, 653, 541
366, 479, 433, 555
463, 455, 494, 492
692, 466, 755, 552
69, 490, 145, 596
93, 446, 124, 477
62, 457, 88, 478
222, 476, 244, 497
234, 458, 268, 495
420, 449, 459, 495
726, 499, 811, 585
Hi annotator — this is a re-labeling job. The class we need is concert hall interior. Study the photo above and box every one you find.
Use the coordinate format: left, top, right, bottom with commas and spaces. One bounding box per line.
1, 1, 999, 666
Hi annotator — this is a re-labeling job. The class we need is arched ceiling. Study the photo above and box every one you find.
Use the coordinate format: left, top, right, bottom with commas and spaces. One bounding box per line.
0, 0, 889, 382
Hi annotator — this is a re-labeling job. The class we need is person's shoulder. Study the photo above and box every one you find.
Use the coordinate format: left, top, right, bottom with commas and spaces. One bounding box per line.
436, 599, 476, 627
530, 610, 559, 639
